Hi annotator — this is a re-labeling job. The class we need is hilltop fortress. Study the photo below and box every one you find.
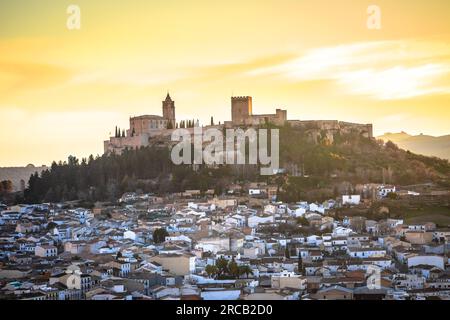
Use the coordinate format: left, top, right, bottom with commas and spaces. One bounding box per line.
224, 96, 372, 144
104, 94, 373, 154
227, 96, 287, 126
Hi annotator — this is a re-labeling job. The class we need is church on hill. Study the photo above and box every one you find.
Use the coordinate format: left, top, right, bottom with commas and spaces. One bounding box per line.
104, 93, 176, 154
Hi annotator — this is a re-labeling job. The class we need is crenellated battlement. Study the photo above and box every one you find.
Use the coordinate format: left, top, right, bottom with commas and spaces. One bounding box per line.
231, 96, 252, 101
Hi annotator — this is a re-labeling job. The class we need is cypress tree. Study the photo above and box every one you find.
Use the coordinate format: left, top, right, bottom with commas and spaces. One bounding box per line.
285, 244, 290, 258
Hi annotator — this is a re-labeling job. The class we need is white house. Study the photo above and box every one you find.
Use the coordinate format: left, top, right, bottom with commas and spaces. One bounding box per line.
393, 274, 425, 290
289, 206, 306, 217
241, 246, 261, 259
123, 230, 136, 241
200, 289, 241, 300
35, 245, 58, 258
342, 195, 361, 206
165, 235, 192, 243
247, 215, 274, 228
407, 255, 445, 270
151, 286, 181, 299
195, 237, 230, 253
264, 204, 277, 214
0, 211, 21, 224
332, 226, 354, 237
249, 189, 262, 196
271, 271, 307, 290
225, 214, 246, 227
306, 235, 322, 246
386, 219, 404, 228
378, 185, 396, 197
309, 203, 325, 214
347, 247, 386, 258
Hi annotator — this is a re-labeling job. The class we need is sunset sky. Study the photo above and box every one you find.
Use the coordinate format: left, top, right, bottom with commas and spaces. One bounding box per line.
1, 0, 450, 166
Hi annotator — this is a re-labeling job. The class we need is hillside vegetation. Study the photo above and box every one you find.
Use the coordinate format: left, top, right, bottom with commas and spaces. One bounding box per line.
20, 124, 450, 204
280, 124, 449, 185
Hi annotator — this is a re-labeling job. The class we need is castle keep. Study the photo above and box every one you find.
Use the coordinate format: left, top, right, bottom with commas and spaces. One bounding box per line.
229, 96, 287, 126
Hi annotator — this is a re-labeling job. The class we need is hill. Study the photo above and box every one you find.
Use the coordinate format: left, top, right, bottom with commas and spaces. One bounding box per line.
21, 124, 450, 204
377, 132, 450, 160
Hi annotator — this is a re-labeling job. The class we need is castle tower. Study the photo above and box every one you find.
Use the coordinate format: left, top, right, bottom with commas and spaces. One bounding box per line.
231, 96, 252, 125
162, 93, 176, 127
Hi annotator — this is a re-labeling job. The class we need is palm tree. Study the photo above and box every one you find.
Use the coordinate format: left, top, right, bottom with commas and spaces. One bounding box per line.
239, 265, 253, 278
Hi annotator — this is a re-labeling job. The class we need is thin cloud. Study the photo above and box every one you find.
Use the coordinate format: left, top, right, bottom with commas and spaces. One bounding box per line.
246, 40, 450, 100
0, 61, 72, 94
338, 64, 450, 100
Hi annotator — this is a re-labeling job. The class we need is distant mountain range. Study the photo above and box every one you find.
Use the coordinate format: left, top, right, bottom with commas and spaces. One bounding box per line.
377, 132, 450, 160
0, 165, 47, 191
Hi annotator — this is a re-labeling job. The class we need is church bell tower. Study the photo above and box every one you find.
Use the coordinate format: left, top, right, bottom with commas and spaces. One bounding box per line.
162, 93, 176, 127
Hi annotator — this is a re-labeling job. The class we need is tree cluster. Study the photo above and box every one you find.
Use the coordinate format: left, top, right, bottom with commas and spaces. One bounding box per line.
205, 257, 253, 279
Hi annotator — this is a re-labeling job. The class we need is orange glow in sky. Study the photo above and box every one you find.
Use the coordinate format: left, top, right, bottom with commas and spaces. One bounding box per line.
1, 0, 450, 166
